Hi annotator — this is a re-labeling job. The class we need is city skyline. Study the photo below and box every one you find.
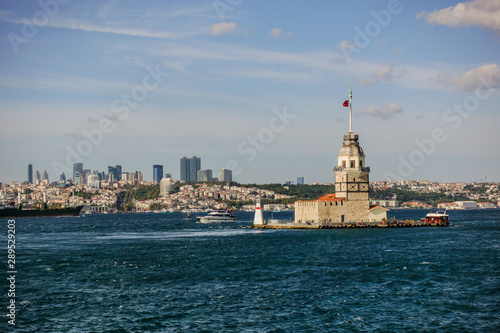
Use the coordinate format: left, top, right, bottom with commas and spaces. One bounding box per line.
1, 1, 499, 184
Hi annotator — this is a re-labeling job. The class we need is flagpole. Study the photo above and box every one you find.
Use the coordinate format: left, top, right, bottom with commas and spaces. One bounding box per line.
349, 83, 353, 133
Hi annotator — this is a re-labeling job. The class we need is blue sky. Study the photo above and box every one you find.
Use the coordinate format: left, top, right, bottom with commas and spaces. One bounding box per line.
1, 0, 499, 184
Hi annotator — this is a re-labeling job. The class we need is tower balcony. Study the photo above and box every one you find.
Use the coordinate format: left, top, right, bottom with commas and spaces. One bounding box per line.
334, 166, 370, 172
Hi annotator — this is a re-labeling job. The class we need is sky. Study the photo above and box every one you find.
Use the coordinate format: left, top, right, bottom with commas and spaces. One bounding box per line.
0, 0, 499, 184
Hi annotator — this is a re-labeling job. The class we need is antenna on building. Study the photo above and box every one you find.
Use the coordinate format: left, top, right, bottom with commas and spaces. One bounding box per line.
349, 83, 353, 133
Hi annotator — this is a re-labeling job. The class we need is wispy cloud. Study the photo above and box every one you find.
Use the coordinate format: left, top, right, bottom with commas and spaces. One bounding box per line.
434, 63, 500, 91
362, 103, 403, 120
269, 28, 293, 39
359, 63, 407, 85
210, 22, 237, 35
0, 9, 206, 40
417, 0, 500, 36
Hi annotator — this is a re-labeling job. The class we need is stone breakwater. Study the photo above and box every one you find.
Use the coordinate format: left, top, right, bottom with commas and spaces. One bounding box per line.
253, 219, 450, 229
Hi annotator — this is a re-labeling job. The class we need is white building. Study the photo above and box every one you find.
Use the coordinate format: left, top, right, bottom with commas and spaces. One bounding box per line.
87, 174, 100, 188
160, 177, 175, 196
454, 201, 478, 209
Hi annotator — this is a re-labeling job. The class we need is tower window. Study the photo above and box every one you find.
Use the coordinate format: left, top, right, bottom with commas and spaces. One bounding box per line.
342, 161, 346, 168
360, 161, 363, 168
350, 161, 355, 168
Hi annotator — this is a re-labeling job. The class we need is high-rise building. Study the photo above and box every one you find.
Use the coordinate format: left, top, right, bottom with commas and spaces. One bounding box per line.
197, 169, 213, 182
297, 177, 304, 185
60, 173, 66, 181
35, 170, 41, 183
116, 165, 122, 181
28, 163, 33, 184
42, 170, 49, 182
108, 166, 116, 181
153, 165, 163, 183
136, 171, 143, 183
73, 163, 83, 181
220, 168, 232, 182
108, 165, 122, 182
74, 172, 83, 185
180, 156, 201, 182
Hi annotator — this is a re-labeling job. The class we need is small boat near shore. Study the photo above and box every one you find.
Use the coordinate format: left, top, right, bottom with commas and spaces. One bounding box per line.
196, 209, 236, 223
420, 211, 449, 226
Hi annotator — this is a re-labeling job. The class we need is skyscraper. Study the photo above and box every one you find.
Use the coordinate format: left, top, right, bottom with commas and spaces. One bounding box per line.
180, 156, 201, 182
197, 169, 213, 182
153, 165, 163, 183
116, 165, 122, 181
108, 165, 122, 182
73, 162, 83, 181
28, 163, 33, 184
220, 168, 232, 182
35, 170, 41, 183
297, 177, 304, 185
42, 170, 49, 182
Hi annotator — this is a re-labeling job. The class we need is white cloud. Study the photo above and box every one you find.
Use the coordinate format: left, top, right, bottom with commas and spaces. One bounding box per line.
362, 103, 403, 120
0, 9, 206, 40
359, 63, 407, 85
210, 22, 237, 35
269, 28, 293, 39
435, 63, 500, 91
417, 0, 500, 36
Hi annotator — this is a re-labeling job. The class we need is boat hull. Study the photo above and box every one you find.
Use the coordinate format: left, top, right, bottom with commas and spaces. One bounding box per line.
0, 205, 84, 218
197, 217, 237, 223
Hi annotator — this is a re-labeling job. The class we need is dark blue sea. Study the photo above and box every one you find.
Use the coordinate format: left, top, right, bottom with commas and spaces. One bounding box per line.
2, 209, 499, 332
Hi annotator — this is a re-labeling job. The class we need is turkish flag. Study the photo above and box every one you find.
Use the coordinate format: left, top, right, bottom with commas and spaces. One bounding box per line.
343, 100, 349, 107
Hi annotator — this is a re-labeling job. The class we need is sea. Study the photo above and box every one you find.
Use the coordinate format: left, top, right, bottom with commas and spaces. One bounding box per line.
2, 209, 499, 332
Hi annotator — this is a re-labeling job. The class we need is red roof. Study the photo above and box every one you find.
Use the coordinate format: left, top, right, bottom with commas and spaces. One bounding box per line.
296, 193, 345, 203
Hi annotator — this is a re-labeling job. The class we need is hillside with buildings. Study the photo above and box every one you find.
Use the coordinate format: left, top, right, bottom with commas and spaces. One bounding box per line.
1, 178, 498, 213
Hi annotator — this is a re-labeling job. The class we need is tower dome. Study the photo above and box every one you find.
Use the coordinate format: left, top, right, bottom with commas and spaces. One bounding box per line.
338, 133, 364, 157
337, 133, 366, 170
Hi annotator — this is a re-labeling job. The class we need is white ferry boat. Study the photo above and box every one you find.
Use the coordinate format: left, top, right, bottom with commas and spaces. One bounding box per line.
420, 211, 449, 226
196, 209, 236, 223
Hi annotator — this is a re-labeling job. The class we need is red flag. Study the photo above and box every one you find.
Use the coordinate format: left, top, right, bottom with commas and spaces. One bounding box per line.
343, 100, 349, 107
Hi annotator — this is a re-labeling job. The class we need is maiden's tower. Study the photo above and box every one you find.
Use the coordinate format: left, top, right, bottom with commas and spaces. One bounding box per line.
293, 86, 387, 226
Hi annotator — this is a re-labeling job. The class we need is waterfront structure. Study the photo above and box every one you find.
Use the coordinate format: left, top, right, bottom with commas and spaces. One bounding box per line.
220, 168, 232, 182
73, 162, 83, 182
180, 156, 201, 182
153, 165, 163, 183
370, 199, 399, 208
254, 200, 264, 225
197, 169, 213, 182
293, 86, 386, 225
297, 177, 304, 185
28, 163, 33, 184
